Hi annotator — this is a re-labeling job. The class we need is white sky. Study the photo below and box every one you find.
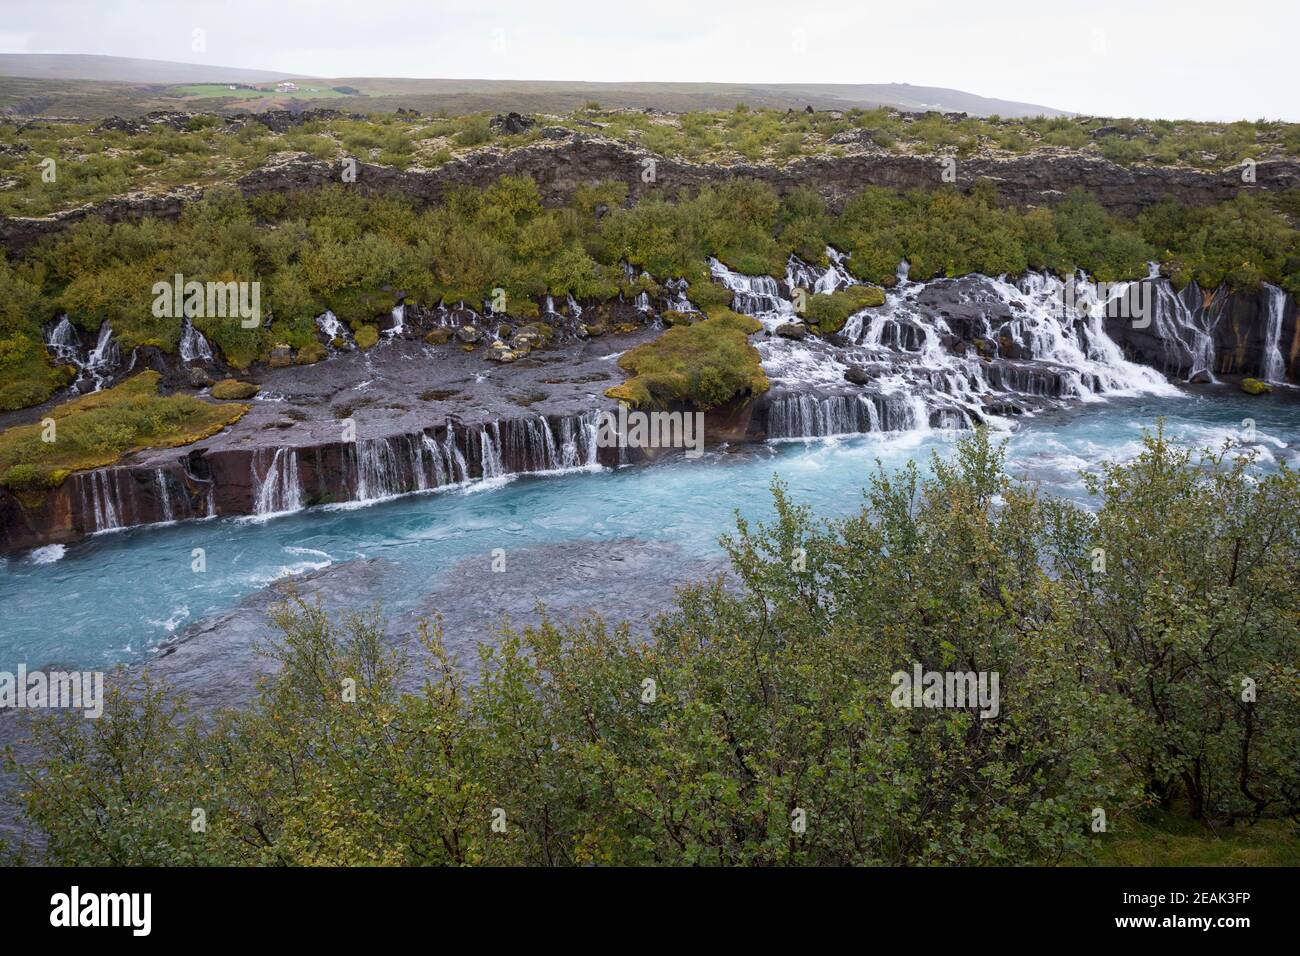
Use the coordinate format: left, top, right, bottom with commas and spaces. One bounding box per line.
1, 0, 1296, 120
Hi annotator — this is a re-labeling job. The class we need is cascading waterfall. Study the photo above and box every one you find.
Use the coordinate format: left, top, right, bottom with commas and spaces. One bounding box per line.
663, 278, 695, 313
713, 248, 1178, 442
443, 427, 470, 484
252, 448, 302, 515
343, 413, 602, 504
1261, 284, 1287, 383
44, 315, 80, 366
386, 304, 406, 338
178, 317, 213, 363
44, 317, 121, 391
354, 438, 403, 501
316, 310, 351, 346
85, 321, 119, 388
1148, 282, 1219, 381
479, 424, 506, 480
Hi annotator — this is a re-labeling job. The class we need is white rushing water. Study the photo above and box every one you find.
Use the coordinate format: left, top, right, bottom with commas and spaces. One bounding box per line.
43, 316, 122, 392
178, 316, 213, 363
316, 310, 351, 347
711, 249, 1183, 439
1261, 284, 1287, 383
386, 304, 406, 338
252, 448, 303, 516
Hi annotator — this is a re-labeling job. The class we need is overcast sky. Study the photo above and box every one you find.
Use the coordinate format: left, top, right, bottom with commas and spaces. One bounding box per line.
1, 0, 1295, 120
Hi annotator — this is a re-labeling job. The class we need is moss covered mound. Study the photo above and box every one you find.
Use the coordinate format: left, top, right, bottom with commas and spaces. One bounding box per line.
1241, 377, 1272, 395
605, 307, 768, 410
0, 370, 248, 492
211, 379, 260, 399
802, 284, 886, 334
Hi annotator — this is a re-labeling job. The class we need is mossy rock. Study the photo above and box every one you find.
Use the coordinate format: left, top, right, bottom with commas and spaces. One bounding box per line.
295, 342, 327, 365
211, 379, 260, 400
603, 307, 769, 411
353, 324, 379, 349
425, 327, 454, 345
518, 321, 555, 345
663, 310, 701, 327
1241, 377, 1272, 395
803, 285, 886, 334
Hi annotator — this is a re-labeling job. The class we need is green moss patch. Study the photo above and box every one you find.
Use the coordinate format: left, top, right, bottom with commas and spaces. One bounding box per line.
0, 370, 247, 492
802, 284, 886, 334
605, 307, 768, 410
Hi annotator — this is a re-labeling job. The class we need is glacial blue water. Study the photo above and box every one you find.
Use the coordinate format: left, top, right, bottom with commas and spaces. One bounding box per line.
2, 389, 1297, 671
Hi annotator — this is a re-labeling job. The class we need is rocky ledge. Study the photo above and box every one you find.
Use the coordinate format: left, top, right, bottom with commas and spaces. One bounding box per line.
4, 134, 1299, 255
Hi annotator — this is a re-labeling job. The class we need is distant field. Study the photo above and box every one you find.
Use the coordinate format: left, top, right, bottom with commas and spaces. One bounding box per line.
172, 83, 354, 100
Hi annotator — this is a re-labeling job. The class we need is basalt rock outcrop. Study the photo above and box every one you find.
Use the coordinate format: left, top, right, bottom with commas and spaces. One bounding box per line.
5, 134, 1299, 255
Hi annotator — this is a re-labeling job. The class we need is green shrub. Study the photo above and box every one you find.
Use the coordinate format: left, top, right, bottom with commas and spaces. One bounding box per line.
11, 429, 1294, 865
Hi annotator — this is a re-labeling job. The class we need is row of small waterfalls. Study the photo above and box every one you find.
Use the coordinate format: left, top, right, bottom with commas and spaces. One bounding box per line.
32, 249, 1297, 543
70, 412, 610, 535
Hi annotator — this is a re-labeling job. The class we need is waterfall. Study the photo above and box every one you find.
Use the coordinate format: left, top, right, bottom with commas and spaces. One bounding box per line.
787, 248, 855, 296
420, 433, 447, 487
566, 294, 583, 318
663, 278, 695, 313
316, 310, 351, 346
86, 469, 123, 532
45, 315, 80, 365
557, 412, 600, 469
1148, 282, 1218, 382
44, 317, 120, 392
178, 317, 213, 363
1261, 284, 1287, 383
154, 469, 176, 522
710, 258, 792, 322
386, 304, 406, 338
252, 448, 302, 515
715, 250, 1177, 442
354, 438, 402, 501
85, 321, 119, 388
479, 425, 505, 480
443, 428, 469, 483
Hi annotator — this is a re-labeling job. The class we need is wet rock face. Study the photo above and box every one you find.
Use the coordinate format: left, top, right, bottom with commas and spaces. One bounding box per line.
0, 323, 653, 554
1104, 280, 1299, 382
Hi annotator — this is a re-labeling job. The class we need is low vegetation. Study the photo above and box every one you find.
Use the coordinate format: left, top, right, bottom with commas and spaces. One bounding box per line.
802, 284, 886, 333
604, 306, 768, 409
0, 370, 247, 492
4, 106, 1298, 220
5, 429, 1296, 865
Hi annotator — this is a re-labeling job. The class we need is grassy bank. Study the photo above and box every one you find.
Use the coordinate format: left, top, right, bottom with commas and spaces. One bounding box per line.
0, 370, 247, 492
